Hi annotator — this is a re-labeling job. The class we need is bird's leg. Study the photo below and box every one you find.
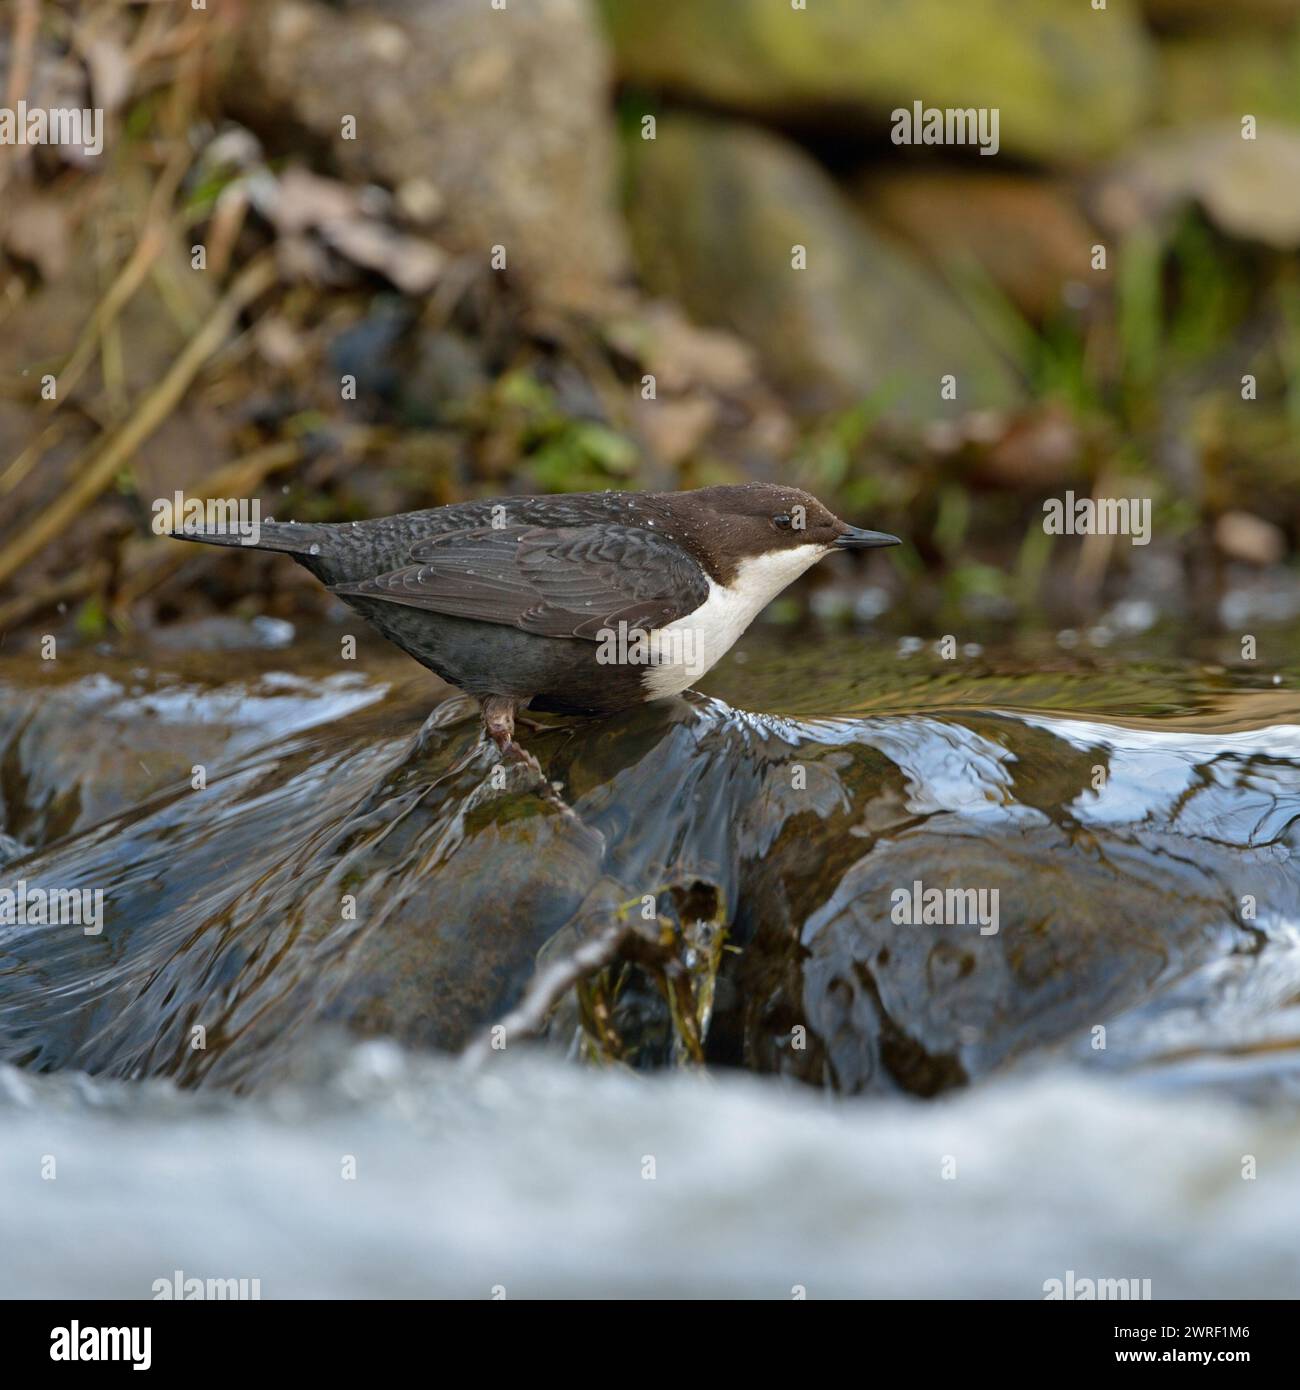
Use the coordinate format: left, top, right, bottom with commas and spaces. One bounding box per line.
482, 694, 557, 784
480, 695, 533, 765
479, 696, 602, 849
487, 697, 548, 734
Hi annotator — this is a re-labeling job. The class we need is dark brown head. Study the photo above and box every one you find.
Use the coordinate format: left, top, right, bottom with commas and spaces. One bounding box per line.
655, 482, 900, 584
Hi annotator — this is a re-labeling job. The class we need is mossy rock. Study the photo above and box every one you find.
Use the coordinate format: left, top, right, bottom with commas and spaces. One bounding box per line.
600, 0, 1152, 163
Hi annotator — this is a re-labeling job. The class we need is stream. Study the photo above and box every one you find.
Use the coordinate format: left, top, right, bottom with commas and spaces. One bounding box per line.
2, 622, 1298, 1295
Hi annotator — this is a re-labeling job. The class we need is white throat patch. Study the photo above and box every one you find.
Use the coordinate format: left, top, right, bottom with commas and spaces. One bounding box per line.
640, 542, 829, 698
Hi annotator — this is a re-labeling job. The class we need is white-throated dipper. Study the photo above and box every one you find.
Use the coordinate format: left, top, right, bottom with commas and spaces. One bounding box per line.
174, 483, 899, 758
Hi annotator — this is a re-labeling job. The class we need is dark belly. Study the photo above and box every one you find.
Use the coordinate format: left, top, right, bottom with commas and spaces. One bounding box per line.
341, 596, 649, 713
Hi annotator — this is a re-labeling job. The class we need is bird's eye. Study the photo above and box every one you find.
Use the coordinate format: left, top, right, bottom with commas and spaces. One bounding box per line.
772, 514, 793, 530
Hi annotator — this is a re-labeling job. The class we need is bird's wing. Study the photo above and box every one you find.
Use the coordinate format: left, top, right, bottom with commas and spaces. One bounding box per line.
330, 524, 709, 640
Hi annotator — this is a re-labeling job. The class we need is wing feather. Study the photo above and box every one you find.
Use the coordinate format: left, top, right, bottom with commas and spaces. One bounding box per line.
331, 524, 708, 640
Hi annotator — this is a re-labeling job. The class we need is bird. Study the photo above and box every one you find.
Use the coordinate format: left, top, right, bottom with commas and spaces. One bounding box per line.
173, 483, 900, 760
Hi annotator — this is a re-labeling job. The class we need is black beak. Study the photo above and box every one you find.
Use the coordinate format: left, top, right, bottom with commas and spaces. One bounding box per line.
834, 526, 902, 549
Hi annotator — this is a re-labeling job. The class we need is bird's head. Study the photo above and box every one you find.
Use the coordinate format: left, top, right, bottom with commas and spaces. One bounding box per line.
659, 482, 900, 588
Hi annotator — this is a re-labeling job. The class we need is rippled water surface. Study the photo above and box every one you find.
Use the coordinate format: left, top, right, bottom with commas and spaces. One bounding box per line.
2, 624, 1298, 1294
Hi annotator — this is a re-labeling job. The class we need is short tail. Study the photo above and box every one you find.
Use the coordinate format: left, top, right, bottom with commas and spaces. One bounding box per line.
169, 520, 334, 556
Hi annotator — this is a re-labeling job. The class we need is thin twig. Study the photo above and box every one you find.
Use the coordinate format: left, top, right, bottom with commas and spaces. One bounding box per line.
460, 920, 640, 1069
45, 222, 169, 415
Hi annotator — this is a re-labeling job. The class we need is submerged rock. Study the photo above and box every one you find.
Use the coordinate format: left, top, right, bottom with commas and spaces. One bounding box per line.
0, 652, 387, 846
0, 833, 28, 870
1, 646, 1297, 1098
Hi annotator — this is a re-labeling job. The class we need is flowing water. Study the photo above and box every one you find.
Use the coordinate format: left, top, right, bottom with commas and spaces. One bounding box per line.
2, 620, 1299, 1295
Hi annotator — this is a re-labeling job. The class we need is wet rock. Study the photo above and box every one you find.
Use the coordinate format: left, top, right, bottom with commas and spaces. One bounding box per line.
1, 650, 1297, 1099
599, 0, 1152, 163
859, 172, 1099, 318
232, 0, 627, 310
744, 820, 1243, 1095
624, 115, 1021, 417
0, 651, 390, 847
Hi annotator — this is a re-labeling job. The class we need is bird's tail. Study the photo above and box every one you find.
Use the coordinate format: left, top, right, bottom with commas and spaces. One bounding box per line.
169, 519, 334, 556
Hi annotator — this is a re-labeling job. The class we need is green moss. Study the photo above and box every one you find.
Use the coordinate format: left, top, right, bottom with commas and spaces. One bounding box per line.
599, 0, 1152, 161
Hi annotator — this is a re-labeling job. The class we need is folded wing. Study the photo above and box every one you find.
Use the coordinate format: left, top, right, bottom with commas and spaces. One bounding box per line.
331, 524, 709, 639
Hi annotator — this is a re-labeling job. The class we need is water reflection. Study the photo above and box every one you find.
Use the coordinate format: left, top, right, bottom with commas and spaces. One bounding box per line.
0, 645, 1297, 1099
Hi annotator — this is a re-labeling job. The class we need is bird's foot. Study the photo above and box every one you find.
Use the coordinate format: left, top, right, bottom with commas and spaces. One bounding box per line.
479, 696, 601, 847
482, 698, 552, 782
481, 695, 526, 758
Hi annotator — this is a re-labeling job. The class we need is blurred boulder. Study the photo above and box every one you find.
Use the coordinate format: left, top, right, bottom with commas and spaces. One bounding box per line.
859, 172, 1099, 318
230, 0, 627, 310
625, 115, 1020, 418
1097, 127, 1300, 249
599, 0, 1152, 162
